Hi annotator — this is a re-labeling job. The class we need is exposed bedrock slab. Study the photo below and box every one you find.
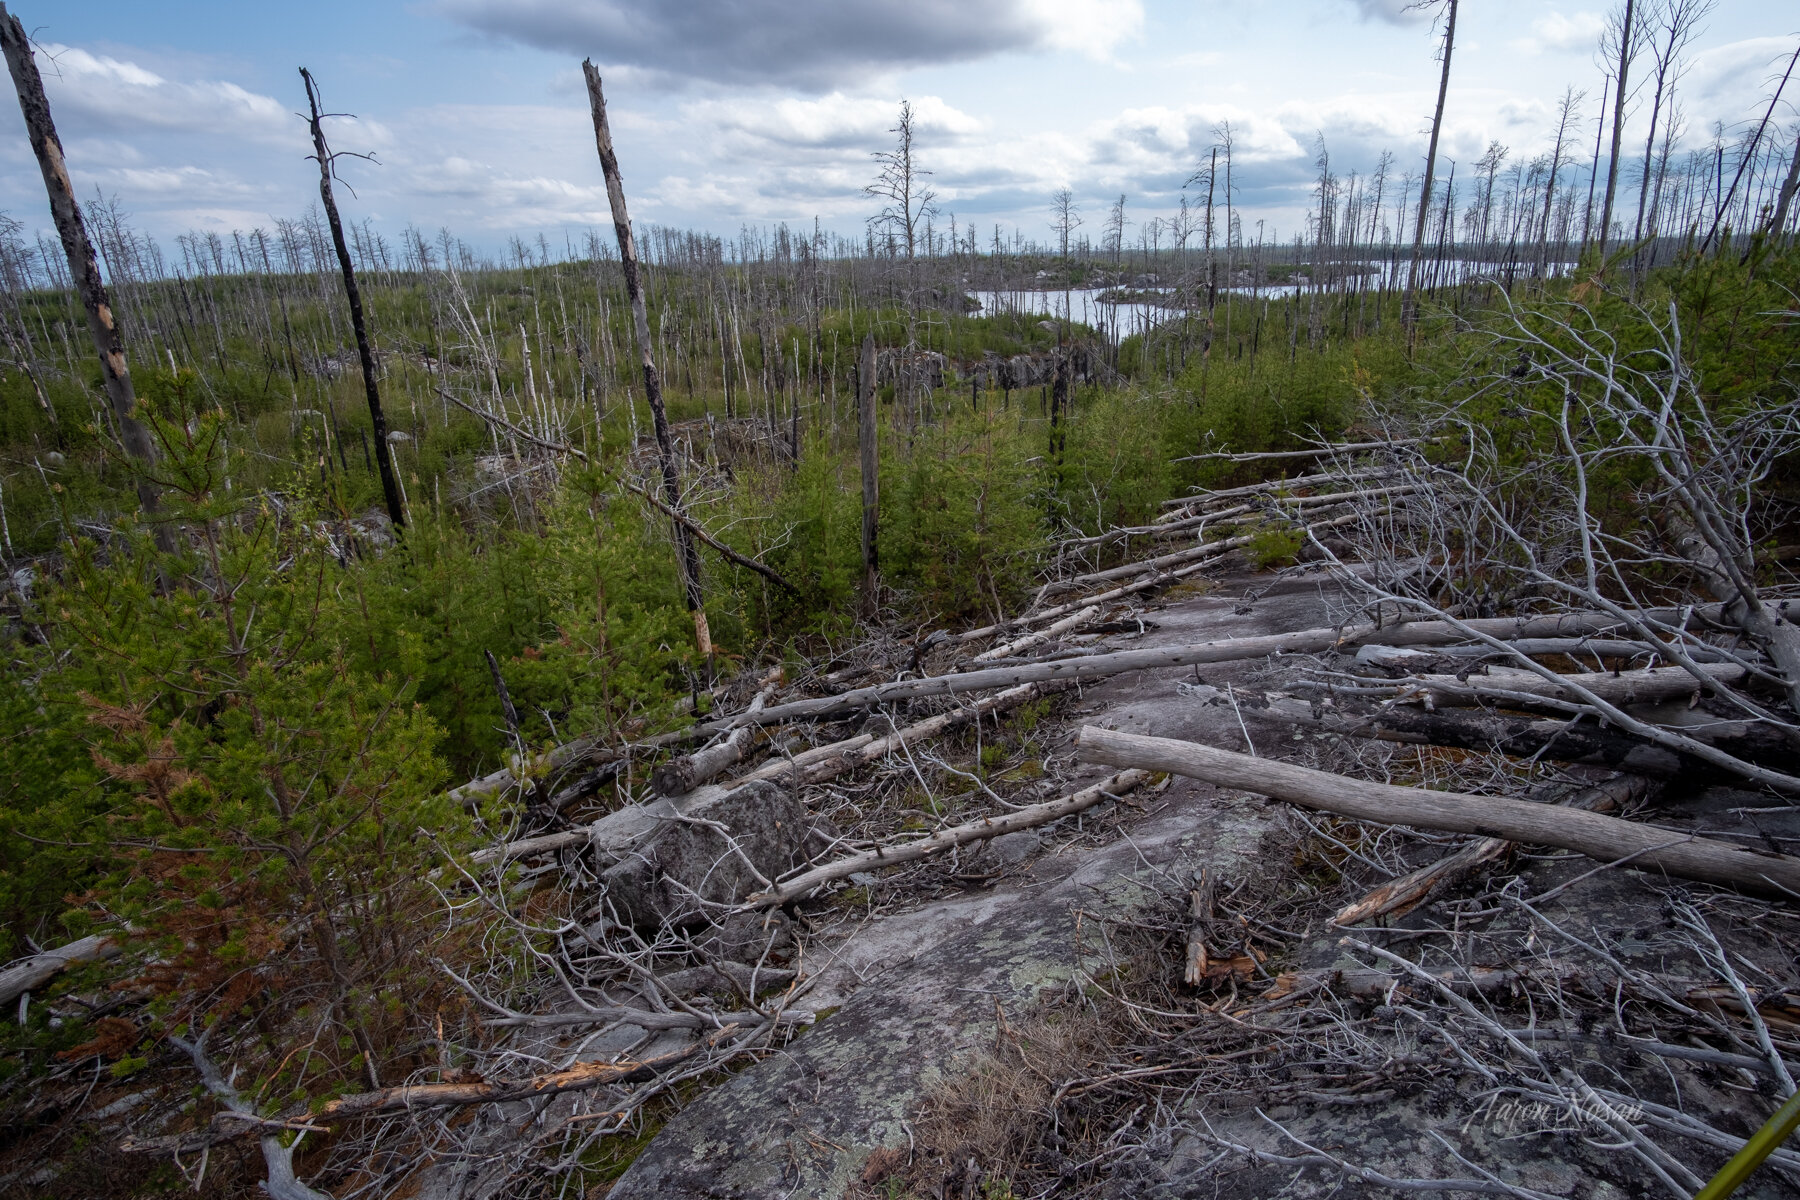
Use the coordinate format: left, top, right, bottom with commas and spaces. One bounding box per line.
607, 796, 1274, 1199
611, 570, 1355, 1199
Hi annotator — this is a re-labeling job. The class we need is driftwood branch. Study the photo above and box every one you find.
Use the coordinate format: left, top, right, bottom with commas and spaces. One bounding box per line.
1332, 774, 1660, 924
695, 611, 1663, 734
160, 1031, 330, 1199
313, 1035, 715, 1120
1075, 725, 1800, 897
743, 768, 1153, 907
1174, 438, 1427, 463
0, 934, 121, 1008
473, 682, 1060, 865
974, 604, 1099, 662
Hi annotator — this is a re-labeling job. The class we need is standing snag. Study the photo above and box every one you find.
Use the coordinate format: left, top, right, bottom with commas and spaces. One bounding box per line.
859, 331, 879, 596
583, 59, 710, 659
1, 3, 160, 522
299, 67, 406, 529
1401, 0, 1459, 345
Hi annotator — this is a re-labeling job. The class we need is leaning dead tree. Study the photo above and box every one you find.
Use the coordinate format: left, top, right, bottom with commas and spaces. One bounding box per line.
584, 60, 710, 658
300, 67, 406, 528
1401, 0, 1459, 344
1, 3, 160, 519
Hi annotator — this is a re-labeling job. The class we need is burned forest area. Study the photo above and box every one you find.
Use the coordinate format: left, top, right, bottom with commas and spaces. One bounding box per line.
3, 2, 1800, 1198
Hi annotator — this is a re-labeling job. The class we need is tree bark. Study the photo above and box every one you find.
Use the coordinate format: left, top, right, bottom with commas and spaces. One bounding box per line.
583, 61, 708, 657
1075, 726, 1800, 897
299, 68, 405, 529
1, 5, 160, 519
858, 332, 879, 595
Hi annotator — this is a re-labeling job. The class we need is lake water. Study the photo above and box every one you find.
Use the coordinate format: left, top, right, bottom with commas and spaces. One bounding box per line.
970, 259, 1576, 342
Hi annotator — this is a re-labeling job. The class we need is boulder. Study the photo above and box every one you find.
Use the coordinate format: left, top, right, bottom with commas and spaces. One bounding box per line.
599, 779, 831, 930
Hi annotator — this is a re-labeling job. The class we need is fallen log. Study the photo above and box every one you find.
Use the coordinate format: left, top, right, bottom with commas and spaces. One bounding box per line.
1074, 726, 1800, 897
1328, 703, 1800, 779
0, 934, 122, 1008
1332, 774, 1660, 924
473, 682, 1058, 866
1042, 510, 1365, 599
1062, 503, 1252, 549
314, 1035, 716, 1120
1174, 438, 1428, 464
1355, 639, 1749, 666
743, 768, 1154, 908
696, 611, 1656, 735
1384, 662, 1749, 709
651, 685, 773, 796
974, 604, 1099, 662
955, 552, 1226, 644
1186, 684, 1694, 778
1156, 468, 1395, 513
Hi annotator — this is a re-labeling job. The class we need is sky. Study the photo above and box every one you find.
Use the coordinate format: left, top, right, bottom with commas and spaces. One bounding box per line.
0, 0, 1795, 258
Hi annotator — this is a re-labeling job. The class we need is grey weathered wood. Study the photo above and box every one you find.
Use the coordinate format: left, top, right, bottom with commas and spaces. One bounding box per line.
473, 682, 1054, 866
743, 769, 1153, 907
584, 60, 707, 652
1390, 662, 1746, 708
0, 934, 121, 1008
1076, 725, 1800, 897
696, 611, 1640, 733
1332, 774, 1658, 924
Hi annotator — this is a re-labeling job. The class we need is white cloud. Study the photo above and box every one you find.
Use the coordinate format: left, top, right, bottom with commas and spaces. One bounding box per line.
1342, 0, 1433, 27
1510, 11, 1604, 55
1019, 0, 1145, 58
34, 44, 292, 143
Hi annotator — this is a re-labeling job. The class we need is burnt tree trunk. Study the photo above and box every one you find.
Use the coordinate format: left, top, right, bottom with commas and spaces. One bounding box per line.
2, 4, 159, 518
858, 332, 879, 597
1401, 0, 1458, 346
300, 68, 405, 529
583, 61, 709, 658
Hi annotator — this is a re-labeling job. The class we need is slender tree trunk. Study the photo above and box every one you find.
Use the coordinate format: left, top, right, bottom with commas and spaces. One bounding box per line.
300, 69, 405, 529
1705, 40, 1800, 254
2, 3, 159, 518
1764, 127, 1800, 242
583, 62, 709, 658
1401, 0, 1458, 348
1598, 0, 1637, 262
1580, 77, 1610, 256
858, 332, 879, 598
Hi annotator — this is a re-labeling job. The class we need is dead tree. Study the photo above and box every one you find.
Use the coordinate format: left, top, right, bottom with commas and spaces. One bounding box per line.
1401, 0, 1459, 346
1632, 0, 1713, 245
1, 3, 160, 520
858, 331, 879, 597
1595, 0, 1642, 260
299, 68, 405, 528
583, 61, 709, 658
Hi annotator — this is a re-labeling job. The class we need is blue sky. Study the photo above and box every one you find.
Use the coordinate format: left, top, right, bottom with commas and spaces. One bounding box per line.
0, 0, 1793, 255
